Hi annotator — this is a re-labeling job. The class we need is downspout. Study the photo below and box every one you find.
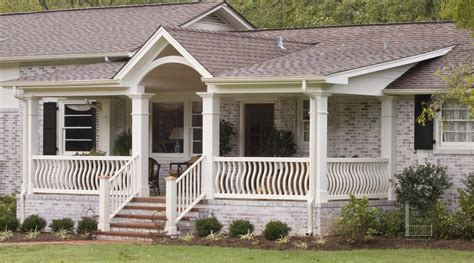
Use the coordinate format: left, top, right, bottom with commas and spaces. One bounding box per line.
302, 80, 314, 236
13, 86, 27, 222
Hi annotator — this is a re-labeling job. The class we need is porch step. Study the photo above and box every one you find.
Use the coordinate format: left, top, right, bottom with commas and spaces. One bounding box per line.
93, 230, 164, 242
110, 222, 165, 230
115, 213, 191, 221
131, 197, 165, 204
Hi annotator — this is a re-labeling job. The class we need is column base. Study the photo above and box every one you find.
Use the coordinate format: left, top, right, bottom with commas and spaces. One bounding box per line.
98, 223, 110, 232
165, 226, 177, 236
315, 190, 329, 203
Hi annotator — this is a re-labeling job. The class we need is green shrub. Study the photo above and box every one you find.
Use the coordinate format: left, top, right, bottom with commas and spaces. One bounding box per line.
263, 221, 291, 241
0, 194, 16, 218
380, 209, 403, 237
428, 201, 456, 239
336, 194, 381, 243
0, 216, 19, 231
77, 217, 97, 235
394, 162, 451, 214
229, 219, 254, 238
454, 173, 474, 240
195, 216, 223, 237
20, 215, 46, 233
50, 218, 75, 233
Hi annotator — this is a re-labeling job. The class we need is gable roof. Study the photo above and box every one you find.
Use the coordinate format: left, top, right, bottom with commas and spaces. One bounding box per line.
0, 2, 222, 58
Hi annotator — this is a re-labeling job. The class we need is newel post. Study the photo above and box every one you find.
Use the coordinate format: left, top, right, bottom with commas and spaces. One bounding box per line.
165, 176, 178, 236
98, 175, 111, 232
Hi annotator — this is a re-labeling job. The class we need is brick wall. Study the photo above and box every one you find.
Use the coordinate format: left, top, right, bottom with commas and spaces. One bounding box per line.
0, 107, 22, 194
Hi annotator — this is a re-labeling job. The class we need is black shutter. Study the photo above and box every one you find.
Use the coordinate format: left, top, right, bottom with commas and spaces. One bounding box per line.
43, 102, 57, 155
91, 105, 97, 150
414, 95, 434, 150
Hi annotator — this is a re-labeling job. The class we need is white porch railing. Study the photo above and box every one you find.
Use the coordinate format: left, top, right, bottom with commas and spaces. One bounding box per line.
327, 158, 390, 200
165, 155, 205, 235
214, 157, 311, 200
31, 155, 133, 195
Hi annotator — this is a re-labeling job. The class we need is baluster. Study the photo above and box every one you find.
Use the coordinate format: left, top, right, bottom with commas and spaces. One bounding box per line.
276, 162, 283, 195
239, 162, 246, 194
215, 161, 221, 193
297, 162, 304, 195
265, 162, 272, 195
250, 162, 257, 194
282, 162, 289, 195
229, 161, 236, 194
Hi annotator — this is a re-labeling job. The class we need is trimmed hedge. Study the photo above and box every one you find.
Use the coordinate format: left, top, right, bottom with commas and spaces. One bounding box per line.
77, 217, 97, 235
50, 218, 75, 233
20, 215, 47, 232
0, 216, 19, 231
229, 219, 254, 238
263, 221, 291, 241
195, 216, 222, 237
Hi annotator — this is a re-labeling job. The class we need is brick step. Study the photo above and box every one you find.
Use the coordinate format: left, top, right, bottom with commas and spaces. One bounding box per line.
93, 230, 164, 241
114, 213, 191, 221
123, 205, 165, 211
131, 197, 165, 204
110, 222, 164, 230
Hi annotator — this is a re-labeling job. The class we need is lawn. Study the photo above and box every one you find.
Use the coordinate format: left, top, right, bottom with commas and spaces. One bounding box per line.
0, 244, 473, 262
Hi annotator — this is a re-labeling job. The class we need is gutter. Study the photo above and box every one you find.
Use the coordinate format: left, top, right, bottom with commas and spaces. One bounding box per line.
202, 76, 326, 85
2, 79, 122, 88
0, 52, 132, 63
383, 88, 446, 95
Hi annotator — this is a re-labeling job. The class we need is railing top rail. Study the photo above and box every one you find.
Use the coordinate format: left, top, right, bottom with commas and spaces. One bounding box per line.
176, 155, 205, 184
214, 157, 310, 162
109, 155, 139, 182
32, 155, 133, 161
327, 158, 389, 163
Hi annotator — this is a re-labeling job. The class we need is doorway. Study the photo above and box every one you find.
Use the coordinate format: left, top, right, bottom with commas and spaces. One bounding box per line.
244, 104, 274, 156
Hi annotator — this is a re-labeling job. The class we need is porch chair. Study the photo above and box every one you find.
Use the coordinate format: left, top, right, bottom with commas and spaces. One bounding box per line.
149, 157, 161, 196
169, 155, 202, 177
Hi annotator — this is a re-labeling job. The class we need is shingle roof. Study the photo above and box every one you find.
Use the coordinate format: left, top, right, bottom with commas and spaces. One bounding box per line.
0, 2, 220, 58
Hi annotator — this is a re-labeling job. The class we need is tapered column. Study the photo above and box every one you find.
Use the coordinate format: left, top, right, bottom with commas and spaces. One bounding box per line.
308, 92, 330, 203
380, 96, 397, 201
197, 92, 220, 199
128, 93, 153, 197
25, 96, 39, 195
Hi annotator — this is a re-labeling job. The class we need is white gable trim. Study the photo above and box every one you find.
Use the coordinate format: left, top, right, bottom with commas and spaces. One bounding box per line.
325, 46, 455, 85
181, 4, 254, 30
114, 27, 213, 82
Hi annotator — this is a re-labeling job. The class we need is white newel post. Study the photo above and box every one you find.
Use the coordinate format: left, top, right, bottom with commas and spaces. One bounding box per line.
198, 92, 220, 199
129, 93, 153, 197
98, 175, 111, 231
26, 96, 39, 195
380, 96, 397, 201
308, 92, 330, 203
165, 176, 178, 235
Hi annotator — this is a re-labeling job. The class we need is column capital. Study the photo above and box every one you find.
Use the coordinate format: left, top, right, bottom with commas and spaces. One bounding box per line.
196, 92, 220, 99
127, 93, 154, 100
378, 95, 398, 102
305, 91, 332, 98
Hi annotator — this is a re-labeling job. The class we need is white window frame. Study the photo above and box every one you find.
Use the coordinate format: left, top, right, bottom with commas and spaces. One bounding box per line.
435, 102, 474, 149
297, 97, 310, 145
191, 101, 203, 155
58, 100, 96, 155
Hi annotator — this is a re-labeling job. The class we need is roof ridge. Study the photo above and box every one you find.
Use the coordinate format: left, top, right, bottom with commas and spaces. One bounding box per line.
0, 1, 216, 17
165, 26, 318, 45
239, 20, 455, 33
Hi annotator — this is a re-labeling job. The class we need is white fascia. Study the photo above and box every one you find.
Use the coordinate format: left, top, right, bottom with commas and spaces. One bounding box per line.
181, 3, 254, 30
325, 46, 455, 85
0, 52, 131, 64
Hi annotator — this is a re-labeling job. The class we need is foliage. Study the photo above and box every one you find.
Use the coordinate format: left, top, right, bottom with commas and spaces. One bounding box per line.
440, 0, 474, 30
239, 231, 256, 241
453, 172, 474, 239
274, 235, 290, 245
50, 218, 75, 233
0, 229, 13, 241
313, 235, 326, 246
336, 194, 381, 243
263, 221, 291, 241
228, 219, 254, 238
380, 209, 404, 237
394, 162, 451, 214
76, 149, 106, 156
113, 129, 132, 156
195, 216, 223, 238
204, 230, 224, 241
293, 241, 308, 250
54, 228, 71, 240
0, 194, 17, 218
262, 128, 298, 157
178, 232, 194, 242
428, 201, 456, 239
77, 217, 97, 235
24, 228, 41, 240
219, 120, 236, 156
0, 216, 20, 232
20, 215, 46, 233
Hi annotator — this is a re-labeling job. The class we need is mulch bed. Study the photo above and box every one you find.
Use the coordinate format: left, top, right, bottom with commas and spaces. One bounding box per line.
0, 232, 85, 243
156, 235, 474, 251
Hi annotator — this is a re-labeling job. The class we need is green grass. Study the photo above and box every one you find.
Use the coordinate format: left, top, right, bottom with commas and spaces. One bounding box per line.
0, 244, 472, 262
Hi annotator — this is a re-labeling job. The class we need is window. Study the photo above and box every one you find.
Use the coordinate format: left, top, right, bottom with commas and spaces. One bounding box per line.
440, 101, 474, 146
62, 103, 96, 152
152, 102, 184, 153
191, 101, 203, 154
302, 99, 310, 142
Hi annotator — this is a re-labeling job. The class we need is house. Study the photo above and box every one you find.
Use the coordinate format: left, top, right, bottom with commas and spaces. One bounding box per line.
0, 1, 472, 239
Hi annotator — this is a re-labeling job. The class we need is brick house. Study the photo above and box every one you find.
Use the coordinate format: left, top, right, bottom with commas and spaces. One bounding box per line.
0, 1, 472, 240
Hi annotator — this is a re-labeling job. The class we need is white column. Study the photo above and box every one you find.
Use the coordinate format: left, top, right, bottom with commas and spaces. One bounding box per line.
165, 176, 177, 235
308, 92, 330, 203
98, 175, 111, 232
380, 96, 397, 201
198, 92, 220, 199
128, 93, 153, 197
25, 96, 39, 195
98, 99, 112, 155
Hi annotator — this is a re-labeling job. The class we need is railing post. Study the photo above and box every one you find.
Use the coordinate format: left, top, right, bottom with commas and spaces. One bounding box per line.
98, 175, 111, 232
165, 176, 178, 236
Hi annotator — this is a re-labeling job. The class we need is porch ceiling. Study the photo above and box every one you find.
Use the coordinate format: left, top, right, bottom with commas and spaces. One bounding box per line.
141, 63, 206, 92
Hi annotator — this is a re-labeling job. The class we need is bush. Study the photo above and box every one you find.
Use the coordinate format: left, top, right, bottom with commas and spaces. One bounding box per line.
20, 215, 46, 232
229, 219, 254, 238
0, 216, 19, 231
428, 201, 456, 239
263, 221, 291, 241
0, 194, 16, 218
336, 194, 381, 243
195, 216, 223, 237
380, 209, 403, 237
77, 217, 97, 235
50, 218, 75, 233
394, 162, 451, 214
453, 173, 474, 239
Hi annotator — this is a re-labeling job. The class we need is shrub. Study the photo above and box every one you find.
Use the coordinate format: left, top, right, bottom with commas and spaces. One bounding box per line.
263, 221, 291, 241
195, 216, 223, 237
0, 216, 19, 231
77, 217, 97, 235
380, 209, 403, 237
336, 194, 381, 243
229, 219, 254, 238
20, 215, 46, 233
50, 218, 75, 233
0, 194, 16, 218
428, 201, 456, 239
452, 173, 474, 240
219, 120, 236, 156
394, 162, 451, 214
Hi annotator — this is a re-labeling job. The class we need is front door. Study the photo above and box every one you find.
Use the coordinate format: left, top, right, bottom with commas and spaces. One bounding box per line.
245, 104, 274, 156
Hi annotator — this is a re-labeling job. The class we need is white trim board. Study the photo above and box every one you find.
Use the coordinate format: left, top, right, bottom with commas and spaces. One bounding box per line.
181, 4, 254, 30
